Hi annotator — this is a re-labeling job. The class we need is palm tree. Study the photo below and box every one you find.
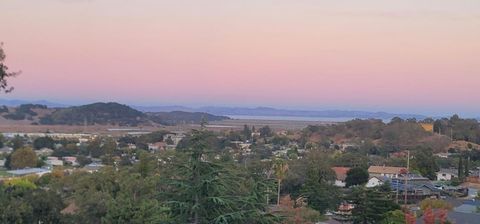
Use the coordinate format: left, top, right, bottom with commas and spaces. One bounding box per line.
272, 158, 289, 206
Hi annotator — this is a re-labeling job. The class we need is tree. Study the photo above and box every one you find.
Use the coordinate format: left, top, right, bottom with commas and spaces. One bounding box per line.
10, 147, 38, 169
259, 126, 273, 138
0, 134, 4, 148
382, 210, 405, 224
101, 138, 117, 165
273, 158, 289, 205
33, 136, 55, 150
465, 156, 470, 178
87, 138, 103, 158
348, 186, 400, 224
160, 129, 278, 223
301, 151, 340, 214
412, 147, 438, 180
458, 156, 464, 180
0, 43, 19, 93
423, 206, 434, 224
165, 136, 174, 145
242, 124, 252, 140
10, 135, 25, 149
345, 167, 369, 187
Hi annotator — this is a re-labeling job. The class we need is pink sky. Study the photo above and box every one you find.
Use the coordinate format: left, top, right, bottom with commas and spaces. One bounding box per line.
1, 0, 479, 116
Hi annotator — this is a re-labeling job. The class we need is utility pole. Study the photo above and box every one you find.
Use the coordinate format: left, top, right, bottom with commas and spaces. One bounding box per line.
404, 150, 410, 206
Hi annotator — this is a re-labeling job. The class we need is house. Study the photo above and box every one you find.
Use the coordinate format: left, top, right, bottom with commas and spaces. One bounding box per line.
63, 156, 79, 166
46, 158, 64, 166
0, 147, 13, 154
36, 148, 54, 156
239, 143, 252, 152
366, 176, 386, 188
340, 143, 358, 151
368, 165, 406, 179
390, 151, 408, 158
7, 168, 51, 177
389, 175, 441, 203
332, 167, 350, 187
164, 132, 186, 146
436, 169, 458, 181
84, 163, 104, 173
148, 142, 167, 151
434, 153, 452, 159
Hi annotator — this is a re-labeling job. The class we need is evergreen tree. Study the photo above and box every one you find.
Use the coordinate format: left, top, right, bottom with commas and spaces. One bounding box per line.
465, 156, 470, 178
458, 156, 464, 179
242, 125, 252, 141
160, 129, 278, 223
348, 186, 400, 224
301, 151, 340, 214
345, 167, 369, 187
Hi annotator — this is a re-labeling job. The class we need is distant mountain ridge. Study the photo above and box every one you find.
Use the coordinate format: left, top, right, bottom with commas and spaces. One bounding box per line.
0, 99, 69, 108
135, 106, 427, 120
3, 98, 471, 121
0, 102, 228, 126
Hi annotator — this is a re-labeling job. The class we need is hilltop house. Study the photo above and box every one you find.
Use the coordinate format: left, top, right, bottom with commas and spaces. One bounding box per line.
436, 169, 458, 181
332, 167, 350, 187
368, 165, 406, 179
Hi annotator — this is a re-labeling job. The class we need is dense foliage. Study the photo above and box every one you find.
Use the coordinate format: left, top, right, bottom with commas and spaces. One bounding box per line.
0, 43, 18, 93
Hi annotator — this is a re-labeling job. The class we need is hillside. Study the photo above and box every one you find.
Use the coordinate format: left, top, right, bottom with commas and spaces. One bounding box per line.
0, 102, 229, 126
39, 103, 146, 126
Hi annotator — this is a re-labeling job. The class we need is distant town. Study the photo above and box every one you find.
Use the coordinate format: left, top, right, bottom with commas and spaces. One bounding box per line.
1, 102, 480, 223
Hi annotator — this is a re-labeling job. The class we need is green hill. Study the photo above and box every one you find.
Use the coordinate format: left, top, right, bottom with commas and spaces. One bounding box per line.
0, 102, 229, 126
39, 102, 146, 126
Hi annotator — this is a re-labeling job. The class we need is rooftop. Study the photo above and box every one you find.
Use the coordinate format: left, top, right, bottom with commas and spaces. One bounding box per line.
368, 166, 407, 174
7, 168, 51, 176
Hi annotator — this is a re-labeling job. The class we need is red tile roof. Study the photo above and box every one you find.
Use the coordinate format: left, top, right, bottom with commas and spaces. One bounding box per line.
332, 167, 350, 181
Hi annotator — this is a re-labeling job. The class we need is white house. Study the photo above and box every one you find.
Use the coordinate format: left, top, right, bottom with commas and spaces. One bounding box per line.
366, 176, 385, 188
46, 159, 64, 166
436, 169, 457, 181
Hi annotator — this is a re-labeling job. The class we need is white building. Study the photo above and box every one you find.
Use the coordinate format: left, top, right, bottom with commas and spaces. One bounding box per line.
366, 176, 385, 188
436, 169, 457, 181
46, 159, 64, 166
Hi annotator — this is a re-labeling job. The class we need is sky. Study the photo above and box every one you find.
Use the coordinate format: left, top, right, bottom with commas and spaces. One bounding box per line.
1, 0, 479, 117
